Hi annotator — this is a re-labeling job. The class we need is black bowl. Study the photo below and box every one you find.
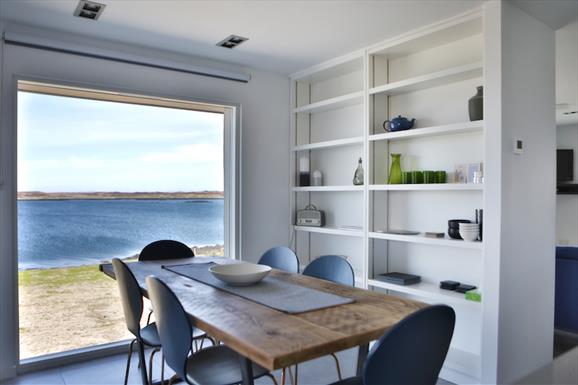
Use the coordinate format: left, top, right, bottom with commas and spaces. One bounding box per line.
448, 219, 471, 229
448, 227, 463, 240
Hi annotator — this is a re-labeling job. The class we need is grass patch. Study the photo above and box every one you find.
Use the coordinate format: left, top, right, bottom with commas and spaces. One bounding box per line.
19, 264, 107, 287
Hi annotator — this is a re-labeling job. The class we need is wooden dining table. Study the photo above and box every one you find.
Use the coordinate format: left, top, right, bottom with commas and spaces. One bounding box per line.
100, 257, 426, 385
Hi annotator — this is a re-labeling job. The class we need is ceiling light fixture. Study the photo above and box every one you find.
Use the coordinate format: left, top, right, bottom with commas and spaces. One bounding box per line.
73, 0, 106, 20
217, 35, 249, 49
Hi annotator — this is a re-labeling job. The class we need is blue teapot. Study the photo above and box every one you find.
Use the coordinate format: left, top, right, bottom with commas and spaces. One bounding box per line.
383, 115, 416, 132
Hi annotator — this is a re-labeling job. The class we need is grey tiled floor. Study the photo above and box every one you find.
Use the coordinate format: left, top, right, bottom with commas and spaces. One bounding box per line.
2, 347, 454, 385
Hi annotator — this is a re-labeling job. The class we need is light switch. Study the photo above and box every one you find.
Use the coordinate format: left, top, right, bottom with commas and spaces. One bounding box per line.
513, 138, 524, 155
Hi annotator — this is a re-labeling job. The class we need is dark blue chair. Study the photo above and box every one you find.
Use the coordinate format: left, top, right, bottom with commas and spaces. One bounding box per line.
145, 276, 276, 385
138, 239, 195, 261
302, 255, 355, 287
258, 246, 300, 273
292, 255, 355, 383
112, 258, 163, 385
555, 246, 578, 333
329, 305, 456, 385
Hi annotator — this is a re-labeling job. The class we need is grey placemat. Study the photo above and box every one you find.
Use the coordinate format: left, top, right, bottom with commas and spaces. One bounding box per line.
163, 262, 354, 314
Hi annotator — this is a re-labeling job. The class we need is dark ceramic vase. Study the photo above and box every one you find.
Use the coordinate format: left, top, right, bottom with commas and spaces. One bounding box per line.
468, 86, 483, 121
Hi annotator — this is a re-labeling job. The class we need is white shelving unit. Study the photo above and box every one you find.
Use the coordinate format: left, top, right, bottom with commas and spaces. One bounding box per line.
369, 120, 483, 142
368, 62, 483, 96
290, 11, 485, 384
368, 279, 481, 308
369, 231, 483, 250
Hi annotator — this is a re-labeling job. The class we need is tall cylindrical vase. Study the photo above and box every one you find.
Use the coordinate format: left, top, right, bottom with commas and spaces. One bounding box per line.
388, 153, 402, 184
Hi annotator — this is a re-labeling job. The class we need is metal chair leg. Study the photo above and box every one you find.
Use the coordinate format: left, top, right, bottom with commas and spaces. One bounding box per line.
330, 353, 343, 380
292, 364, 298, 385
160, 351, 165, 384
123, 339, 137, 385
148, 347, 160, 385
137, 341, 148, 385
265, 373, 278, 385
146, 310, 153, 325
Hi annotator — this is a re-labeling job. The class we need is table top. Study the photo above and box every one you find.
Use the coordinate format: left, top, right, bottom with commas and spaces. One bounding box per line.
101, 257, 426, 371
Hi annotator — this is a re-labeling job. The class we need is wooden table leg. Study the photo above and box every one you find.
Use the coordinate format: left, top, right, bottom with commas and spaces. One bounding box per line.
239, 355, 255, 385
356, 343, 369, 377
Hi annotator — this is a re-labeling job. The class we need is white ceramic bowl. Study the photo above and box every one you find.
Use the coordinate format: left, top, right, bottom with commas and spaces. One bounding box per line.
209, 263, 271, 286
459, 229, 479, 242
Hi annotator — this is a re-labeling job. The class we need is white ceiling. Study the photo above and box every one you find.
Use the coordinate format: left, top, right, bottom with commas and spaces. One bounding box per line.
2, 0, 487, 74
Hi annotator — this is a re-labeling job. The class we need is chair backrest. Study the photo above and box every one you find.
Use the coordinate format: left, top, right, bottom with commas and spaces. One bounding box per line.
258, 246, 300, 273
146, 276, 193, 381
363, 305, 456, 385
138, 240, 194, 261
112, 258, 144, 338
302, 255, 355, 286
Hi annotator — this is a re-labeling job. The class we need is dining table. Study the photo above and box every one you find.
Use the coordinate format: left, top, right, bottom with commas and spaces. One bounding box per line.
100, 256, 426, 385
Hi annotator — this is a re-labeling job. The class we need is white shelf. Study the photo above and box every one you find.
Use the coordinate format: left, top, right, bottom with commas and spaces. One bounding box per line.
294, 225, 364, 237
292, 137, 364, 152
368, 279, 481, 307
369, 232, 483, 250
369, 184, 483, 191
293, 91, 364, 114
369, 121, 483, 142
369, 62, 483, 96
293, 186, 364, 192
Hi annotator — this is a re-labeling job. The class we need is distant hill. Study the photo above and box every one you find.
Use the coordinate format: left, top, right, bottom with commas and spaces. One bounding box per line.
17, 191, 224, 200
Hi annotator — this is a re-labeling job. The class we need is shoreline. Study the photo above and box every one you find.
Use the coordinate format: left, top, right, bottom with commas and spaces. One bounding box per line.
18, 244, 225, 271
18, 191, 224, 201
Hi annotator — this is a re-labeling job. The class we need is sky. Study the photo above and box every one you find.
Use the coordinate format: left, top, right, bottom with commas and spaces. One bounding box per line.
17, 91, 224, 193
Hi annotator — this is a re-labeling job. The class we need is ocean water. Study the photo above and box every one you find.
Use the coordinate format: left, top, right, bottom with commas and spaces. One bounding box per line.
18, 199, 224, 269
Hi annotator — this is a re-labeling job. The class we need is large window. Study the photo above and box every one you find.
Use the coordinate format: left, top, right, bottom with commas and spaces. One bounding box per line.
17, 82, 233, 360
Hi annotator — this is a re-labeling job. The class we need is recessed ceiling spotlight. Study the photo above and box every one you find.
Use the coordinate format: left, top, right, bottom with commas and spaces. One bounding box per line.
74, 0, 106, 20
217, 35, 249, 49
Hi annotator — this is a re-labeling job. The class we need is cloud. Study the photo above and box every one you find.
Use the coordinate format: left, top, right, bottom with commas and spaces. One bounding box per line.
140, 144, 222, 164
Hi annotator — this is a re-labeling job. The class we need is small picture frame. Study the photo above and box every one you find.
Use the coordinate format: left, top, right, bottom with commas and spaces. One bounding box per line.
454, 164, 467, 183
467, 162, 483, 184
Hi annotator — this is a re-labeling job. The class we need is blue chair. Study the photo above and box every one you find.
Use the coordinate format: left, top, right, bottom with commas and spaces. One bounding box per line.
138, 239, 195, 261
329, 305, 456, 385
258, 246, 300, 273
112, 258, 163, 385
302, 255, 355, 287
291, 255, 355, 383
145, 276, 277, 385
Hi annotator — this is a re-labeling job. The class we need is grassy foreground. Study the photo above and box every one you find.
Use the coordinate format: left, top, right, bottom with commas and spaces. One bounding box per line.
18, 245, 224, 359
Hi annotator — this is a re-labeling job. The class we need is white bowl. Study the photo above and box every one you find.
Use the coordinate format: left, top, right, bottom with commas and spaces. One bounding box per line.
459, 224, 479, 228
459, 229, 479, 242
209, 263, 271, 286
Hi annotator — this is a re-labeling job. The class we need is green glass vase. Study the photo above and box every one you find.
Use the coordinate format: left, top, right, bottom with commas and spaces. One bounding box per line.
388, 153, 402, 184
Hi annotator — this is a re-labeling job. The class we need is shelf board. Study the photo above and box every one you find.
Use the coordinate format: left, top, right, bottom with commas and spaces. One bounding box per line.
368, 279, 481, 307
369, 184, 483, 191
369, 232, 483, 250
293, 186, 364, 192
369, 121, 483, 142
369, 62, 483, 96
293, 91, 364, 114
294, 225, 364, 237
292, 137, 364, 152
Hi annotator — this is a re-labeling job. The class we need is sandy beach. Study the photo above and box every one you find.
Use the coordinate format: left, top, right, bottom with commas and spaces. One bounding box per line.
18, 245, 224, 359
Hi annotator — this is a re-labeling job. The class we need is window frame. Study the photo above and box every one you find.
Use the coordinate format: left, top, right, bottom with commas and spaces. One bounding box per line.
4, 76, 241, 372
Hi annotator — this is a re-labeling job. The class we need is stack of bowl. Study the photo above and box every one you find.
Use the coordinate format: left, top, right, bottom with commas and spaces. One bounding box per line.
448, 219, 471, 240
458, 222, 480, 242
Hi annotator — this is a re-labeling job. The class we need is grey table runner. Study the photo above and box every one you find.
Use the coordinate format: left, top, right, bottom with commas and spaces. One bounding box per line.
163, 262, 354, 314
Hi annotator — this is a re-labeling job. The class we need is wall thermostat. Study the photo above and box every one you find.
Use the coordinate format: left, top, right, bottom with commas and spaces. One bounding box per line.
513, 138, 524, 155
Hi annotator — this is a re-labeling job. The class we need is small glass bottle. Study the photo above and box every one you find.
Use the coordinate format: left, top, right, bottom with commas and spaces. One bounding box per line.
353, 158, 364, 185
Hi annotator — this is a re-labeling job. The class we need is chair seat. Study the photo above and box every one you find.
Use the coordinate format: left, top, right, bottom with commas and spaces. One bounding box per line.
139, 323, 162, 347
185, 345, 269, 385
328, 376, 362, 385
139, 322, 208, 347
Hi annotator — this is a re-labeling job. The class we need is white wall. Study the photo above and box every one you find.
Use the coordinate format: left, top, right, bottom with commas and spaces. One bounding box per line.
556, 124, 578, 245
484, 1, 556, 383
0, 33, 289, 379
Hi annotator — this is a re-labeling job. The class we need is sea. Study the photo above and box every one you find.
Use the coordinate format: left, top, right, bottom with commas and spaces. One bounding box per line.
17, 199, 224, 269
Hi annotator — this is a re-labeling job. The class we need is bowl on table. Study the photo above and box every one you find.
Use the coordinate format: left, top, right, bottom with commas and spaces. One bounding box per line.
459, 223, 480, 242
209, 263, 271, 286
